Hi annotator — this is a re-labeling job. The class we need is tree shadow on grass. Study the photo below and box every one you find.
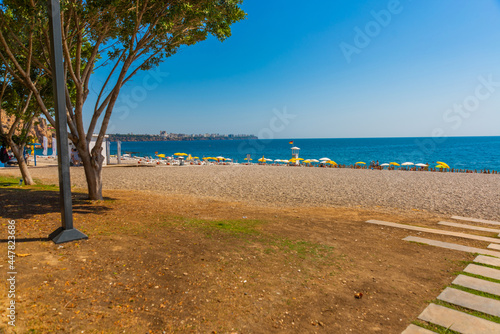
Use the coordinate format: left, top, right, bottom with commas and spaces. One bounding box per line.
0, 187, 114, 220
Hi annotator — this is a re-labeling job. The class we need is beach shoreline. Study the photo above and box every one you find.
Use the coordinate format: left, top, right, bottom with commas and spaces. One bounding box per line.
2, 164, 498, 220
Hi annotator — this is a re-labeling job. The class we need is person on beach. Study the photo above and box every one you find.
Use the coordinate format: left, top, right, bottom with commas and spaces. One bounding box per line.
71, 147, 81, 166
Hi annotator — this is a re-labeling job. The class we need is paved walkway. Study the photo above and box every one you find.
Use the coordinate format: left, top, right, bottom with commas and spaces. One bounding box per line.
396, 216, 500, 333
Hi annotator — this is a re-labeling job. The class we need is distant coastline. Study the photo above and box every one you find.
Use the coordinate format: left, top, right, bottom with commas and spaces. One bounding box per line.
108, 133, 258, 142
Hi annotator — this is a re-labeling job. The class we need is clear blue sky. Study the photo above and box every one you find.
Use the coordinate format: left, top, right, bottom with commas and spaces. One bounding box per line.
85, 0, 500, 138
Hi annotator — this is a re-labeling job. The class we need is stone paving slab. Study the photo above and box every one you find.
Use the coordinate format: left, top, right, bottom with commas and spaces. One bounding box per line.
402, 236, 500, 258
451, 216, 500, 226
474, 255, 500, 267
367, 220, 500, 244
453, 274, 500, 297
401, 324, 437, 334
488, 243, 500, 251
437, 287, 500, 317
464, 264, 500, 281
418, 303, 500, 333
439, 221, 500, 233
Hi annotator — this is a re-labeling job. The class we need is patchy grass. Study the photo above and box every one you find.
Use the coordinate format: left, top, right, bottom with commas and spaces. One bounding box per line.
432, 299, 500, 324
412, 320, 460, 334
449, 284, 500, 301
0, 175, 58, 191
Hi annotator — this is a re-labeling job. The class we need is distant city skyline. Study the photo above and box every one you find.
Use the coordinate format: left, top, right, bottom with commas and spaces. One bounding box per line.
85, 0, 500, 139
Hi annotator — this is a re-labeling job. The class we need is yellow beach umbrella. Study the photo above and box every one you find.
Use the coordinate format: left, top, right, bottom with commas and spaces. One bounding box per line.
437, 161, 450, 168
327, 160, 337, 165
355, 161, 366, 165
193, 157, 199, 160
174, 152, 187, 156
436, 165, 445, 168
258, 156, 267, 162
390, 162, 400, 166
157, 154, 165, 158
244, 157, 252, 161
303, 160, 311, 163
289, 158, 297, 162
296, 158, 304, 161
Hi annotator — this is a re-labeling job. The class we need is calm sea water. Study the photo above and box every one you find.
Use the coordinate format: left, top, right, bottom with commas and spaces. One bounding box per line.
101, 136, 500, 171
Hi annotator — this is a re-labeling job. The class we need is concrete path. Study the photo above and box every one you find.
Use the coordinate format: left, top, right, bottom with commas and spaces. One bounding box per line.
437, 287, 500, 317
418, 303, 500, 333
451, 216, 500, 226
401, 324, 436, 334
474, 255, 500, 267
402, 236, 500, 258
438, 221, 500, 234
453, 275, 500, 297
488, 243, 500, 251
464, 264, 500, 281
367, 220, 500, 244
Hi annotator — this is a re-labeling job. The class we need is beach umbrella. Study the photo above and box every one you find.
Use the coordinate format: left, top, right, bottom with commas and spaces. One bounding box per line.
327, 160, 337, 165
380, 163, 390, 166
401, 162, 414, 166
319, 157, 330, 161
303, 160, 311, 163
216, 156, 225, 160
415, 163, 427, 167
296, 158, 304, 161
355, 162, 366, 165
390, 162, 400, 166
258, 156, 267, 162
244, 157, 252, 161
193, 157, 200, 160
437, 161, 450, 168
274, 159, 282, 162
174, 152, 187, 156
310, 159, 319, 163
156, 154, 166, 158
226, 158, 232, 161
436, 165, 445, 168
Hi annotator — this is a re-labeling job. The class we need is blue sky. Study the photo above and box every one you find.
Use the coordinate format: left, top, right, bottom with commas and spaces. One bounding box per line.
86, 0, 500, 138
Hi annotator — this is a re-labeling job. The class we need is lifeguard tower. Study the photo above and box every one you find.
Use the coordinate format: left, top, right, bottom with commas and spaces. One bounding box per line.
291, 146, 300, 165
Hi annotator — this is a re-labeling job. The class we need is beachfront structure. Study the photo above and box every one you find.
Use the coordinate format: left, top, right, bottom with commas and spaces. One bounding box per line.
291, 146, 300, 165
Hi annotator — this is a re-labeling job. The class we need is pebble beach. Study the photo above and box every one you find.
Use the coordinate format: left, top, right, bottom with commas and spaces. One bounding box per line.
9, 163, 500, 220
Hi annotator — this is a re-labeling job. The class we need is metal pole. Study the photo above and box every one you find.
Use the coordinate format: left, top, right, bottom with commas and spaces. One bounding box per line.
106, 140, 110, 165
117, 141, 121, 164
47, 0, 87, 244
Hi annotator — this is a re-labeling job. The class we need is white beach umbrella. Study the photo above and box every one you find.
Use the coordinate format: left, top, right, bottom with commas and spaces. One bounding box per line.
319, 157, 330, 161
415, 163, 427, 167
380, 163, 390, 166
401, 162, 414, 166
274, 159, 281, 162
266, 158, 273, 162
216, 156, 225, 160
310, 159, 320, 163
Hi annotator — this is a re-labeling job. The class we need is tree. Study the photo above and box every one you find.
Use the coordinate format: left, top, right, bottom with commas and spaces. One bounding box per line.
0, 39, 53, 185
0, 0, 246, 199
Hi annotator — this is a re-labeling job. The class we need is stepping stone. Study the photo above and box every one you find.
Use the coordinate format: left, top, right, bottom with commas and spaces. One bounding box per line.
474, 255, 500, 268
437, 287, 500, 317
488, 243, 500, 251
418, 303, 500, 333
464, 264, 500, 281
451, 216, 500, 226
401, 324, 437, 334
439, 221, 500, 234
402, 236, 500, 258
453, 274, 500, 297
367, 220, 500, 244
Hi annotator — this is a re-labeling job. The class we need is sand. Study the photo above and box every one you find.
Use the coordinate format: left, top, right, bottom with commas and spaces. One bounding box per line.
4, 164, 499, 220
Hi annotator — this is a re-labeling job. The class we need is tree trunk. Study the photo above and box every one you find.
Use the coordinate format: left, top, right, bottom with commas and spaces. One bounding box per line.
9, 142, 34, 185
79, 143, 104, 200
